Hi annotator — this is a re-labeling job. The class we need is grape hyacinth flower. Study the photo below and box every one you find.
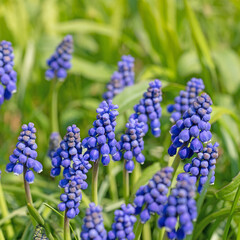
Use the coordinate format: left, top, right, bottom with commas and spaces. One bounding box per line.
134, 167, 173, 223
103, 55, 134, 101
0, 40, 17, 106
82, 100, 119, 166
119, 118, 145, 172
184, 142, 219, 193
158, 173, 197, 240
81, 202, 107, 240
33, 225, 48, 240
45, 35, 73, 81
130, 79, 162, 137
167, 78, 205, 122
108, 204, 137, 240
6, 122, 42, 183
168, 93, 213, 159
48, 132, 61, 158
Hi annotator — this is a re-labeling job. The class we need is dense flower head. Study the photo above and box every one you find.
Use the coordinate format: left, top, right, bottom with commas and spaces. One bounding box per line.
81, 202, 107, 240
50, 124, 83, 177
134, 167, 173, 223
58, 175, 83, 219
130, 79, 162, 137
103, 55, 134, 100
119, 118, 145, 172
6, 122, 42, 183
0, 40, 17, 106
158, 173, 197, 240
82, 100, 119, 166
48, 132, 61, 158
107, 204, 137, 240
33, 225, 48, 240
168, 93, 213, 159
45, 35, 73, 81
184, 142, 219, 193
167, 78, 205, 122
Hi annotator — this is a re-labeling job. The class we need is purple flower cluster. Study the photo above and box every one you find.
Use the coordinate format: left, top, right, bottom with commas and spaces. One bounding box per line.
130, 79, 162, 137
58, 175, 83, 219
81, 202, 107, 240
108, 204, 137, 240
48, 132, 61, 158
184, 142, 219, 193
103, 55, 134, 100
158, 173, 197, 240
167, 78, 205, 122
119, 118, 145, 172
168, 93, 213, 159
6, 123, 42, 183
50, 125, 82, 177
0, 40, 17, 106
134, 167, 173, 223
45, 35, 73, 81
82, 100, 120, 166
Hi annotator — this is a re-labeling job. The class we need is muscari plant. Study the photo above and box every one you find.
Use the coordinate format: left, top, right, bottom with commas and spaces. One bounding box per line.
0, 36, 224, 240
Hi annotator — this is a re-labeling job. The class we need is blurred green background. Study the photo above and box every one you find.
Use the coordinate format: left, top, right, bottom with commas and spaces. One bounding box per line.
0, 0, 240, 239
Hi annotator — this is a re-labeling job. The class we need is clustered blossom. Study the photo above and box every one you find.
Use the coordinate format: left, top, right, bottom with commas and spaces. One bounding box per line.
119, 118, 145, 172
103, 55, 134, 100
167, 78, 205, 122
50, 124, 82, 177
0, 40, 17, 106
6, 123, 42, 183
45, 35, 73, 81
158, 173, 197, 240
168, 93, 213, 159
81, 202, 107, 240
48, 132, 61, 158
184, 142, 219, 193
33, 225, 48, 240
130, 79, 162, 137
134, 167, 173, 223
108, 204, 137, 240
82, 100, 120, 166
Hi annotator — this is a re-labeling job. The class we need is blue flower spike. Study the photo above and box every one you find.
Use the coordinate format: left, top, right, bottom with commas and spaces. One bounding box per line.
167, 78, 205, 122
130, 79, 162, 137
168, 93, 213, 159
184, 142, 219, 193
108, 204, 137, 240
81, 202, 107, 240
119, 118, 145, 172
0, 40, 17, 106
82, 100, 119, 166
45, 35, 73, 81
134, 167, 173, 223
103, 55, 135, 100
158, 173, 197, 240
6, 123, 42, 183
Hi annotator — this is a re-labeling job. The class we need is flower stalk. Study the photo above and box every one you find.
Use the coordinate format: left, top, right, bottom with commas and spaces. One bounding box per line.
134, 219, 144, 240
64, 211, 71, 240
123, 160, 129, 203
92, 158, 100, 205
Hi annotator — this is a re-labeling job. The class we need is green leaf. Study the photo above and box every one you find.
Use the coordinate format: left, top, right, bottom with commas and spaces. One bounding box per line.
70, 57, 113, 82
213, 48, 240, 94
27, 204, 45, 226
54, 20, 118, 37
216, 172, 240, 201
130, 162, 160, 201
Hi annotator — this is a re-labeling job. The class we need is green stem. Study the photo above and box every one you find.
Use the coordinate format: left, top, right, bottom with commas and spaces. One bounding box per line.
51, 79, 60, 133
92, 158, 100, 205
64, 211, 71, 240
143, 222, 151, 239
23, 167, 33, 205
134, 219, 144, 240
237, 219, 240, 240
0, 229, 5, 240
222, 184, 240, 240
107, 160, 118, 201
0, 182, 14, 239
123, 160, 129, 204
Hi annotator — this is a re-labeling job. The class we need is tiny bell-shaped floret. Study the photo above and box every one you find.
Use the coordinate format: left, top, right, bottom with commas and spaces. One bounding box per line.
134, 167, 173, 223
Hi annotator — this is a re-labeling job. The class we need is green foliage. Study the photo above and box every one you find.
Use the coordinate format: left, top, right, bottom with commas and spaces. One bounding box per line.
0, 0, 240, 239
